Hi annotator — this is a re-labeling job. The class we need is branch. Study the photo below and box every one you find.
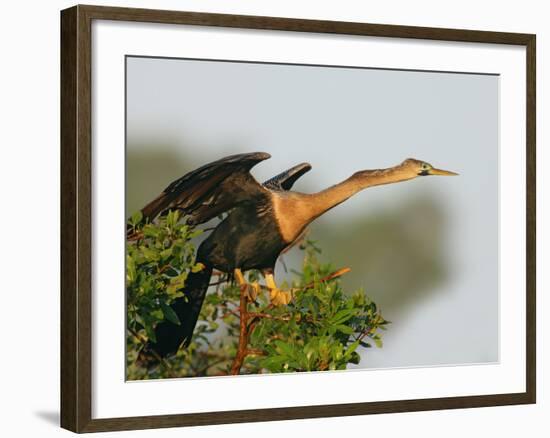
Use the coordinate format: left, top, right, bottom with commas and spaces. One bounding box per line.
230, 284, 251, 375
300, 267, 351, 291
248, 312, 291, 321
126, 231, 143, 241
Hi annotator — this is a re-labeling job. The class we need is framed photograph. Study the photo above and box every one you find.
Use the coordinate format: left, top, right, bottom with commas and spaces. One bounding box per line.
60, 4, 536, 433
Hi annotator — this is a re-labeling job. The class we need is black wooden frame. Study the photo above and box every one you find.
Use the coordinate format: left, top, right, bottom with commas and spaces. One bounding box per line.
60, 4, 536, 433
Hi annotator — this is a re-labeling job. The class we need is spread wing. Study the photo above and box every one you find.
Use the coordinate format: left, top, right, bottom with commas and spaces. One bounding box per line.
263, 162, 312, 191
140, 152, 271, 226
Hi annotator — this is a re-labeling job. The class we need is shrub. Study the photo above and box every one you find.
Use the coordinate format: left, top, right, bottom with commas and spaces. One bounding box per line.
126, 211, 389, 379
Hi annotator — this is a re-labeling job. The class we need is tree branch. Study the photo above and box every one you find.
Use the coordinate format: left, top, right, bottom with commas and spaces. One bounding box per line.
230, 284, 251, 375
300, 267, 351, 291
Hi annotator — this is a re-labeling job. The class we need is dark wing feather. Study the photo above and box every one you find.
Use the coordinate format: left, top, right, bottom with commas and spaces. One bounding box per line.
140, 152, 271, 225
263, 162, 312, 191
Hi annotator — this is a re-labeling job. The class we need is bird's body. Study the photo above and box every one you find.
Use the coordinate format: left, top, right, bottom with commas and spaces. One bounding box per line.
134, 152, 457, 358
198, 201, 286, 272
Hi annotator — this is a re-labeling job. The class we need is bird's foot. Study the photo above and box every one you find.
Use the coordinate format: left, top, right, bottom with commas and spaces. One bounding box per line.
245, 281, 261, 302
234, 269, 261, 302
269, 288, 293, 306
263, 272, 292, 305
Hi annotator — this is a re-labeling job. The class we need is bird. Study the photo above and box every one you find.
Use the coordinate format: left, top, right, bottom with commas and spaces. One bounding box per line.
134, 152, 457, 358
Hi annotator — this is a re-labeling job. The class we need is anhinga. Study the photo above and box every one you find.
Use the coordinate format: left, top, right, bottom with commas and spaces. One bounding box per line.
135, 152, 457, 357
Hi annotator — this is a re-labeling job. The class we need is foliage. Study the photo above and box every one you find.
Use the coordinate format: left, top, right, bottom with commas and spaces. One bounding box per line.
126, 212, 389, 380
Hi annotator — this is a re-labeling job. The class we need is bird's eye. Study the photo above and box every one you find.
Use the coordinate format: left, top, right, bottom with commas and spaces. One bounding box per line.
422, 163, 431, 170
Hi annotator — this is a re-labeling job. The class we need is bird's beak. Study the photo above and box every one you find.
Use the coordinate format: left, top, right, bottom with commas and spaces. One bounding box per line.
428, 167, 459, 176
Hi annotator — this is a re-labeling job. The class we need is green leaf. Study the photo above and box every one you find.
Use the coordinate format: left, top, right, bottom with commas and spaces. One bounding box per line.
260, 355, 287, 372
191, 262, 205, 273
344, 340, 361, 358
126, 255, 136, 283
143, 226, 161, 238
130, 210, 143, 226
142, 247, 159, 262
330, 309, 357, 325
161, 302, 181, 325
335, 324, 355, 335
143, 323, 156, 343
274, 340, 295, 358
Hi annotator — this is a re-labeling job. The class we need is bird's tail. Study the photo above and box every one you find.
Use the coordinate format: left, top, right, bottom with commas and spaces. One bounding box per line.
127, 192, 172, 238
141, 191, 171, 223
144, 263, 213, 360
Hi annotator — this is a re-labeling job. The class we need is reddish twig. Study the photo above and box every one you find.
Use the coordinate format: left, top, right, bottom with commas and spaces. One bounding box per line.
230, 285, 251, 375
248, 312, 292, 321
245, 348, 266, 356
300, 267, 351, 291
126, 231, 143, 241
221, 308, 241, 319
356, 328, 372, 344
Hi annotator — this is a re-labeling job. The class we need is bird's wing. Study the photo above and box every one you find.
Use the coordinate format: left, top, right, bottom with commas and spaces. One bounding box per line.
263, 162, 312, 191
140, 152, 271, 225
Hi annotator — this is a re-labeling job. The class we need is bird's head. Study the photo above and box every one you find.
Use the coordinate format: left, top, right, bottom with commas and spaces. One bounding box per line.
401, 158, 458, 177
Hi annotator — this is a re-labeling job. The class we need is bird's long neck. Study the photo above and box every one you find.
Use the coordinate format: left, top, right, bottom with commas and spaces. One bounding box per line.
271, 164, 416, 244
305, 166, 415, 221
